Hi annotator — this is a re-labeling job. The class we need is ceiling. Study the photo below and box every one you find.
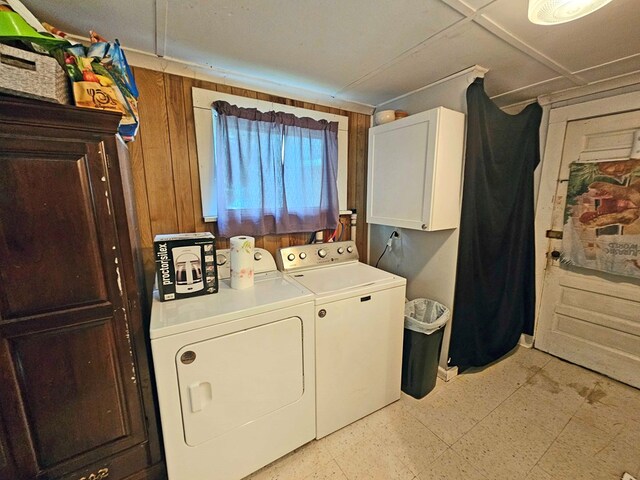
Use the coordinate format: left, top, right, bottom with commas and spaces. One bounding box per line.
26, 0, 640, 109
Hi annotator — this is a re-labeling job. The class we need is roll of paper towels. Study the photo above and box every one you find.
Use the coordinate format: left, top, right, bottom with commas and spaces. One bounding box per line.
230, 236, 255, 289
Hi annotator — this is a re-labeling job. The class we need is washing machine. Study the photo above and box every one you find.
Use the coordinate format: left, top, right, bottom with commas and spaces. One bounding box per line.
150, 248, 316, 480
276, 240, 406, 438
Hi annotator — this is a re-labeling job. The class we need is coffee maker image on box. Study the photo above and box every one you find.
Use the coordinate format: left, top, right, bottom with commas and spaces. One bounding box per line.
172, 246, 204, 294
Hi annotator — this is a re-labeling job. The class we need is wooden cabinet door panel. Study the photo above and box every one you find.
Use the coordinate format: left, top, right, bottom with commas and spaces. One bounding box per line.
0, 138, 148, 479
0, 150, 107, 318
9, 319, 129, 468
0, 412, 19, 480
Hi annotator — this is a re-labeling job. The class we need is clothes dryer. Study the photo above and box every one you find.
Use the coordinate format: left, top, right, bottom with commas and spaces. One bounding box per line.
151, 249, 315, 479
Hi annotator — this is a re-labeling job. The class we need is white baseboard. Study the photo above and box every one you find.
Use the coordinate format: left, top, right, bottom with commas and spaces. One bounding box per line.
519, 334, 534, 348
438, 365, 459, 382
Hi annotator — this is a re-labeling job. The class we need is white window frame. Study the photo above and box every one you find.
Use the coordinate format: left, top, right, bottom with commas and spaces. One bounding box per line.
192, 87, 350, 222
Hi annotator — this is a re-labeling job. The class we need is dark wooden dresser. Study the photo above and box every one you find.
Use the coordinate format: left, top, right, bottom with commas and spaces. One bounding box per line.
0, 96, 165, 480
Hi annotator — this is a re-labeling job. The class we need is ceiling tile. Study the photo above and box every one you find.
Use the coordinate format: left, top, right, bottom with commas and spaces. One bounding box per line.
490, 76, 575, 108
164, 0, 464, 96
20, 0, 640, 111
481, 0, 640, 73
26, 0, 156, 53
576, 55, 640, 83
343, 22, 562, 106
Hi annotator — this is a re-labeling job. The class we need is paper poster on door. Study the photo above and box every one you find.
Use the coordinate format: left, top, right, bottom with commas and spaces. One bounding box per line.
561, 158, 640, 279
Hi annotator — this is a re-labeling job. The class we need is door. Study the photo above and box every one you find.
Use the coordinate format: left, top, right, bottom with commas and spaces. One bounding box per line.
176, 317, 304, 446
536, 110, 640, 388
0, 137, 148, 479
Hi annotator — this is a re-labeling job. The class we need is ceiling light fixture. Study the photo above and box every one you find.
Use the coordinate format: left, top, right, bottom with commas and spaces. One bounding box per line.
528, 0, 614, 25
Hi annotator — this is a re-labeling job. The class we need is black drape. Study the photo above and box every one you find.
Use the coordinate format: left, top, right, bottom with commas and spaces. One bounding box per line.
449, 78, 542, 368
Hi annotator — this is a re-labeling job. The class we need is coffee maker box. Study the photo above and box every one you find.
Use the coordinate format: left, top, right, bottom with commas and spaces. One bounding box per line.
154, 232, 218, 302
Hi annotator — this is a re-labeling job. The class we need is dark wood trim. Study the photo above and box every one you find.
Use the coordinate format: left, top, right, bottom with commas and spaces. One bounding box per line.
0, 94, 122, 134
124, 462, 167, 480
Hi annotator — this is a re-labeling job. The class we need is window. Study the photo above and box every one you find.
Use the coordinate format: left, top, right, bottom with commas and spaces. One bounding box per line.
212, 101, 339, 236
192, 88, 349, 227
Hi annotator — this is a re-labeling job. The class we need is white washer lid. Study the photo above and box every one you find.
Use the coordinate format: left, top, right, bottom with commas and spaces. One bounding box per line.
289, 262, 404, 297
150, 273, 313, 339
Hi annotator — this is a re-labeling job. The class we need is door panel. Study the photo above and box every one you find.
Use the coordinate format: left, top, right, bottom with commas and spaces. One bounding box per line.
0, 413, 17, 480
369, 119, 431, 224
536, 110, 640, 387
0, 154, 107, 318
177, 317, 304, 446
10, 319, 127, 468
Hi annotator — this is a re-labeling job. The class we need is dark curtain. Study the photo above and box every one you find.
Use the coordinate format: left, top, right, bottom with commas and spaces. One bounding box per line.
449, 78, 543, 368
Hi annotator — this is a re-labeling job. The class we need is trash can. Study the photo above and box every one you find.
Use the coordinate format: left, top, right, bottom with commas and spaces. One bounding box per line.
401, 298, 451, 399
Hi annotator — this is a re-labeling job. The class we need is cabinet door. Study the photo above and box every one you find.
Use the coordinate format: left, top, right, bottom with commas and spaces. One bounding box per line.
0, 138, 149, 480
367, 110, 438, 230
367, 108, 464, 231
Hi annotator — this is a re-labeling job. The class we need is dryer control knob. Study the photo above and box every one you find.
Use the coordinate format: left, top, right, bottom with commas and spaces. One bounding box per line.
287, 253, 296, 261
337, 247, 345, 254
346, 246, 354, 253
254, 251, 263, 261
299, 252, 307, 259
318, 249, 327, 258
216, 254, 227, 265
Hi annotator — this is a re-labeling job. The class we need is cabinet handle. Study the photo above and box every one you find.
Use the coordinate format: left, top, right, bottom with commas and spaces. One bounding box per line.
360, 295, 371, 302
318, 309, 326, 318
421, 224, 427, 230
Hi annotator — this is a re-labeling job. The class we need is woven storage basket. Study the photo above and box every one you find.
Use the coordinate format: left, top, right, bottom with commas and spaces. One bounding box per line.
0, 43, 70, 104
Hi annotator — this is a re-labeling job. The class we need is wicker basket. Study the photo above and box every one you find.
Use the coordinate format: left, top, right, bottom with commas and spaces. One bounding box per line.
0, 43, 70, 104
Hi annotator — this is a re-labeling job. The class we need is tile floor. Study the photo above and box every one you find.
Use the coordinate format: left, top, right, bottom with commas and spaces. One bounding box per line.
246, 346, 640, 480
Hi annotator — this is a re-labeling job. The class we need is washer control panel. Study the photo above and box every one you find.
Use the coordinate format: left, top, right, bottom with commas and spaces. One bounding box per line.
276, 241, 359, 272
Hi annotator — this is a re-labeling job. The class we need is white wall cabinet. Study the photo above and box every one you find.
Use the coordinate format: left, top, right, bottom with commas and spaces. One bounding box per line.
366, 107, 465, 231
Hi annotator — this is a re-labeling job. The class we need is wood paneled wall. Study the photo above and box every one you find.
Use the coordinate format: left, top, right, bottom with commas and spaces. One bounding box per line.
127, 67, 370, 286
